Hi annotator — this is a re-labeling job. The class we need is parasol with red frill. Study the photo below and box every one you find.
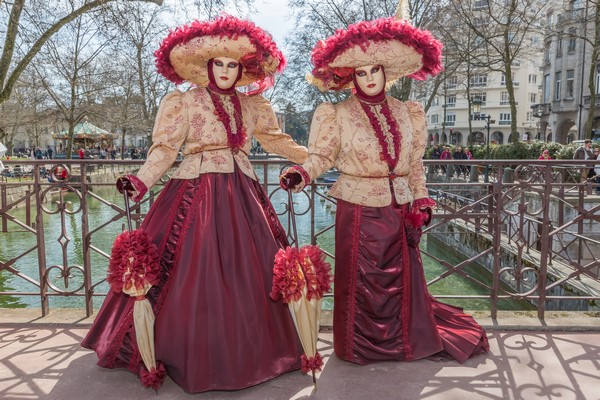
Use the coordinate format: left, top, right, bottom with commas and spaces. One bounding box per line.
270, 191, 333, 389
106, 179, 166, 390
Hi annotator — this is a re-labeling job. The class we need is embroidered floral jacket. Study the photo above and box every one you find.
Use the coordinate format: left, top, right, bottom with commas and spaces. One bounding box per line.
297, 96, 429, 207
135, 88, 308, 191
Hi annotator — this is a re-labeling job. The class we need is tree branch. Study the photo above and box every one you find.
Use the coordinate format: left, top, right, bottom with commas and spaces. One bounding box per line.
0, 0, 163, 104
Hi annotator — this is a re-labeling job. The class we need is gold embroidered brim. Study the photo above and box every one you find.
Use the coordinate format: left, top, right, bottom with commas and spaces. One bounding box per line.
169, 35, 276, 87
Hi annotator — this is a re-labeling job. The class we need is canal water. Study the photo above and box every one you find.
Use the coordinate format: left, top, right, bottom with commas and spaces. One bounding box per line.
0, 164, 532, 311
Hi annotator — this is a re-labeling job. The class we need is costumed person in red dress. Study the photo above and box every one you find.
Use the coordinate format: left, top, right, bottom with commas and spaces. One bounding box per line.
82, 15, 307, 393
280, 16, 489, 365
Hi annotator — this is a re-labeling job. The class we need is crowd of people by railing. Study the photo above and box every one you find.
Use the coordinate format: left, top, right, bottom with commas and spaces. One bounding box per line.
425, 140, 600, 190
428, 144, 474, 177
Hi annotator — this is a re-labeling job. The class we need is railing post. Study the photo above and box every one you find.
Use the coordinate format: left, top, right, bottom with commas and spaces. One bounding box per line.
1, 184, 7, 232
576, 184, 585, 281
26, 188, 31, 227
469, 166, 479, 182
446, 163, 453, 179
536, 163, 553, 320
34, 166, 49, 316
80, 163, 94, 316
489, 161, 506, 320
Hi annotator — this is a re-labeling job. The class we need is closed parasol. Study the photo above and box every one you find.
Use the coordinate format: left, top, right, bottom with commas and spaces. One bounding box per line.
106, 182, 165, 390
271, 191, 333, 388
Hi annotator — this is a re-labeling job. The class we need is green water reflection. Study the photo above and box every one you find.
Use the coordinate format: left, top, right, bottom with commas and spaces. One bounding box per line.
0, 164, 532, 311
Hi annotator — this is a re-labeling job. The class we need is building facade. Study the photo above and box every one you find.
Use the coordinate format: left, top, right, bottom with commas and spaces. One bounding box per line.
426, 62, 544, 147
532, 0, 600, 143
423, 1, 547, 147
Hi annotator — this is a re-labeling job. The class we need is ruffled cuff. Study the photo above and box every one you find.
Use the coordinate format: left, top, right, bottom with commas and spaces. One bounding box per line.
412, 197, 436, 210
129, 175, 148, 202
290, 165, 311, 187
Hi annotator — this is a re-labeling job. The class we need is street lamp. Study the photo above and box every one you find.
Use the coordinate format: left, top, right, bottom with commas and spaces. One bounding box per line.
472, 96, 495, 182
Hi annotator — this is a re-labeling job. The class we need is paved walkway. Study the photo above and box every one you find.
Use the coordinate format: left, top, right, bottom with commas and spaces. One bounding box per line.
1, 310, 599, 400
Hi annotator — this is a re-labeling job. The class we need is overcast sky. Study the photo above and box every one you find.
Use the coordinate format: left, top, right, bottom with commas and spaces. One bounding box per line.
249, 0, 294, 48
165, 0, 294, 50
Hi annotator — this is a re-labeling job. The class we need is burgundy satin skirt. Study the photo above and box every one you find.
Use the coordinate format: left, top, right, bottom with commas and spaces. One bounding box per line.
333, 199, 489, 364
82, 167, 302, 393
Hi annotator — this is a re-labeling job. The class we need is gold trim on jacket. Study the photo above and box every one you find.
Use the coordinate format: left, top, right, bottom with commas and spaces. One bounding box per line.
300, 96, 428, 207
135, 88, 308, 190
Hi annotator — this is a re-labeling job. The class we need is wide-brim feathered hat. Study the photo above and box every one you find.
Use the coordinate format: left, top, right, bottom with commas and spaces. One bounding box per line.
308, 17, 443, 92
155, 15, 285, 94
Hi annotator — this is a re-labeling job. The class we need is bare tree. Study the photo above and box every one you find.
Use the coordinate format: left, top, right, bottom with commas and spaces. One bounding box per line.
98, 2, 169, 148
0, 0, 164, 106
0, 83, 27, 155
0, 69, 54, 155
450, 0, 547, 142
189, 0, 255, 18
427, 4, 498, 143
33, 12, 115, 158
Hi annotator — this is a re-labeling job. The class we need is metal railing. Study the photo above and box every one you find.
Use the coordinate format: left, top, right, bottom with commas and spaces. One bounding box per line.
1, 159, 599, 319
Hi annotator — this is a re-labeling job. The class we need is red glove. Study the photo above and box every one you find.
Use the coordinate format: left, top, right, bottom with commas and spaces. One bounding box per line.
280, 171, 303, 191
419, 207, 433, 227
116, 176, 135, 195
116, 175, 147, 201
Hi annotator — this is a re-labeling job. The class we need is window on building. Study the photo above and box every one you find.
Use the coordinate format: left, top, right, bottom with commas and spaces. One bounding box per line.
547, 13, 554, 29
544, 74, 551, 102
471, 93, 487, 105
474, 0, 488, 9
566, 69, 575, 99
528, 74, 537, 85
529, 93, 537, 103
501, 72, 515, 86
447, 94, 456, 107
544, 42, 551, 64
500, 91, 510, 105
471, 74, 488, 87
446, 113, 456, 126
471, 113, 488, 121
499, 113, 511, 125
431, 114, 439, 124
526, 111, 534, 122
556, 33, 562, 57
433, 97, 439, 106
447, 76, 457, 89
568, 28, 576, 52
554, 71, 561, 100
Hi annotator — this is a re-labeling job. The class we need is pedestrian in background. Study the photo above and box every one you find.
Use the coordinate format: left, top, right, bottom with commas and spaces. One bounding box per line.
431, 144, 442, 174
453, 146, 467, 177
573, 139, 593, 182
538, 149, 552, 160
440, 146, 451, 173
